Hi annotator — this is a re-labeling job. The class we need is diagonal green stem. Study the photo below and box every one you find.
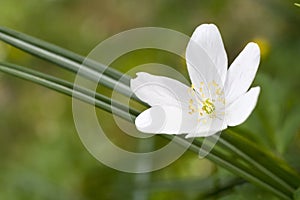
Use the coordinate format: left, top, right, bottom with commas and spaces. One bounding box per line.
0, 62, 293, 199
223, 130, 300, 188
164, 135, 292, 199
0, 27, 137, 101
0, 62, 139, 120
0, 26, 130, 84
214, 135, 295, 194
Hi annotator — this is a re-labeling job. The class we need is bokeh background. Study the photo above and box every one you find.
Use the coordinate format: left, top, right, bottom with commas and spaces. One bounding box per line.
0, 0, 300, 199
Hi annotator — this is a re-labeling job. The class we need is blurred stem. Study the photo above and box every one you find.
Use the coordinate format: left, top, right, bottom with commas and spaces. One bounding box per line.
174, 136, 292, 199
0, 26, 130, 83
0, 62, 139, 120
215, 135, 294, 194
223, 130, 300, 188
0, 62, 293, 199
200, 178, 246, 199
0, 26, 138, 101
140, 176, 245, 194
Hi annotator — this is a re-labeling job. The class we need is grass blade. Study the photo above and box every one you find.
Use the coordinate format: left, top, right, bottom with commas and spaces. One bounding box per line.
223, 130, 300, 188
0, 27, 134, 100
0, 62, 139, 120
0, 26, 130, 84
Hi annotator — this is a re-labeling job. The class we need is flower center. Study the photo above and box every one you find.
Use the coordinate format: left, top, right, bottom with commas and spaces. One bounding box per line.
202, 99, 215, 114
188, 81, 225, 121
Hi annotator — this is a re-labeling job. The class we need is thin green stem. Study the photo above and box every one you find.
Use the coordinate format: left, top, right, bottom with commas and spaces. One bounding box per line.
215, 135, 294, 194
0, 62, 139, 120
223, 130, 300, 188
167, 136, 291, 200
0, 26, 130, 84
0, 27, 137, 101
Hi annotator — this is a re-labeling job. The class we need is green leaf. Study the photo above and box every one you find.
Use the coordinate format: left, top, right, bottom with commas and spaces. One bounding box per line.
277, 105, 300, 154
294, 187, 300, 200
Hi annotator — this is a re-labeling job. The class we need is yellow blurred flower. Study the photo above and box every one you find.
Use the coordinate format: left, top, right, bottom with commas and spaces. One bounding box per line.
253, 37, 271, 59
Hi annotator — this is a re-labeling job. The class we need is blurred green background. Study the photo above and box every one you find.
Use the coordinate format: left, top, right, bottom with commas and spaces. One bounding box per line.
0, 0, 300, 199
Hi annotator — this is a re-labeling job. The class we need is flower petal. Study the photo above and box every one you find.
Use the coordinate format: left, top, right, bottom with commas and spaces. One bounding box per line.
135, 105, 195, 134
186, 24, 227, 89
225, 42, 260, 103
225, 86, 260, 126
135, 105, 227, 138
185, 118, 227, 138
131, 72, 190, 107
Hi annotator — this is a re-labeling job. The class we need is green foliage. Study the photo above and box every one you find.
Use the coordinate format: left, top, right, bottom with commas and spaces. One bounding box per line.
294, 188, 300, 200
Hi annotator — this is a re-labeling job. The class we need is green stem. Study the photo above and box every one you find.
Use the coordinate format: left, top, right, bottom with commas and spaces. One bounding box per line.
223, 130, 300, 188
171, 136, 291, 200
0, 27, 136, 101
215, 135, 294, 194
0, 26, 130, 84
0, 62, 139, 120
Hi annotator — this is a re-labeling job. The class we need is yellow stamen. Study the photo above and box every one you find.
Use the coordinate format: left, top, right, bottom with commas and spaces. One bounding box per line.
202, 99, 215, 114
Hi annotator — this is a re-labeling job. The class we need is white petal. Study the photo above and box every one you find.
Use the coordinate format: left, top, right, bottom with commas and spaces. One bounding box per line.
130, 72, 190, 107
225, 87, 260, 126
186, 24, 227, 89
135, 105, 196, 134
185, 118, 227, 138
135, 105, 227, 138
225, 42, 260, 103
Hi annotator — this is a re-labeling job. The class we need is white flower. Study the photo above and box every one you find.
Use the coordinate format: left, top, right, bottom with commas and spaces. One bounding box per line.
131, 24, 261, 138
